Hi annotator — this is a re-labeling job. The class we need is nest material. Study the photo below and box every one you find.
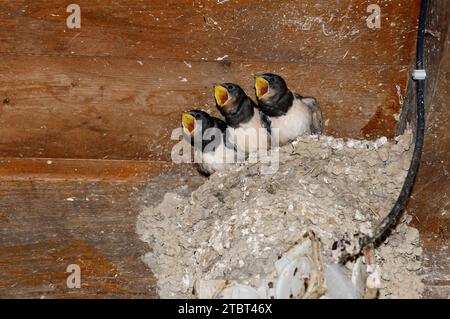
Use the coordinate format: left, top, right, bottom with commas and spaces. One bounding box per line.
137, 130, 424, 298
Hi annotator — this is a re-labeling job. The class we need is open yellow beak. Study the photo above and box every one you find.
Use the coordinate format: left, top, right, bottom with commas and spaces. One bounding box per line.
182, 113, 196, 136
214, 84, 229, 107
255, 76, 269, 99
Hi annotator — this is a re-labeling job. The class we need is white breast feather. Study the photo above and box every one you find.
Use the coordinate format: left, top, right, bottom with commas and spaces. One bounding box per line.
270, 98, 312, 145
199, 141, 236, 175
226, 112, 269, 154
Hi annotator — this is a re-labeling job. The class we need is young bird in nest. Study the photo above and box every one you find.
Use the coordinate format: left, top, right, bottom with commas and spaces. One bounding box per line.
181, 110, 236, 176
214, 83, 271, 155
254, 73, 323, 145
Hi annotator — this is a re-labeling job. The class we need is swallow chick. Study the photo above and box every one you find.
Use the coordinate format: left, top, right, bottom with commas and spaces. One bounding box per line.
213, 83, 271, 155
254, 73, 323, 145
181, 110, 236, 176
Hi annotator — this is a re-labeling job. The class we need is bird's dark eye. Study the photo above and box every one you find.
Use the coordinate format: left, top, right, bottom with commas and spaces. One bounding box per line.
269, 78, 275, 83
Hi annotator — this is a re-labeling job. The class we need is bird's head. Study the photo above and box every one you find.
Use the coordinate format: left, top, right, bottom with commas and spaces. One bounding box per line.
213, 83, 247, 116
181, 110, 213, 140
254, 73, 289, 106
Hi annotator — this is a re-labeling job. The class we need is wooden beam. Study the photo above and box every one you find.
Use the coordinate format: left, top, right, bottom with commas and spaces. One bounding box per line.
0, 0, 420, 161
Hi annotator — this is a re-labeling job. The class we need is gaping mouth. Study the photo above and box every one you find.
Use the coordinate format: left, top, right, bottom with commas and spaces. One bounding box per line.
182, 113, 196, 136
214, 84, 229, 107
255, 76, 269, 99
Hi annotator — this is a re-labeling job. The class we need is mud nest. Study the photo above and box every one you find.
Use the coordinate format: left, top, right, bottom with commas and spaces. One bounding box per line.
137, 129, 424, 298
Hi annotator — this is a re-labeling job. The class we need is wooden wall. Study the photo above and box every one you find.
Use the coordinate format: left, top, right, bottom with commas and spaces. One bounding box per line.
0, 0, 420, 166
408, 0, 450, 298
4, 0, 449, 299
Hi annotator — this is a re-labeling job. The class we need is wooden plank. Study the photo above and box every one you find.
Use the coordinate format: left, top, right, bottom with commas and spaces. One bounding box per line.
0, 180, 157, 298
0, 158, 171, 182
0, 55, 411, 160
0, 0, 420, 161
3, 0, 449, 300
408, 4, 450, 299
0, 0, 419, 65
0, 164, 204, 298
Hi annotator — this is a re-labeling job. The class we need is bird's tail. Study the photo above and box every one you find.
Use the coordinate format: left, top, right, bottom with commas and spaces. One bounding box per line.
301, 97, 323, 135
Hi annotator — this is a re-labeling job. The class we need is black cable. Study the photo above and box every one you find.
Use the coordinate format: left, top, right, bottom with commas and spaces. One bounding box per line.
357, 0, 428, 250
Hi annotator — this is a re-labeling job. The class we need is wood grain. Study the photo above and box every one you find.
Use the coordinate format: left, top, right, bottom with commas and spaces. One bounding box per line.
0, 0, 448, 299
0, 0, 419, 64
408, 8, 450, 298
0, 180, 157, 298
0, 0, 419, 161
0, 157, 171, 182
0, 55, 412, 160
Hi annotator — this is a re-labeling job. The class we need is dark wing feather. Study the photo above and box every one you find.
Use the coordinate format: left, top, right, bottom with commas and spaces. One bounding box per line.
300, 96, 323, 135
259, 111, 272, 135
212, 116, 228, 133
